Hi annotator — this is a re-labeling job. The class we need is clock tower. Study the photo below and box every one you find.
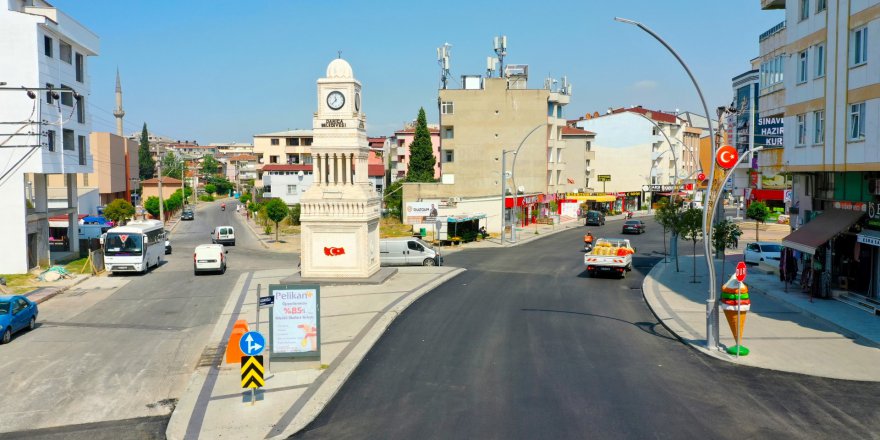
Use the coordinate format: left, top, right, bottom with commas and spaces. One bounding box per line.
299, 58, 380, 279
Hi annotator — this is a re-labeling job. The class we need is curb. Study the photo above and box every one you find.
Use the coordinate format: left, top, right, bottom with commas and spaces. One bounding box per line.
28, 274, 91, 305
240, 213, 270, 249
276, 267, 466, 438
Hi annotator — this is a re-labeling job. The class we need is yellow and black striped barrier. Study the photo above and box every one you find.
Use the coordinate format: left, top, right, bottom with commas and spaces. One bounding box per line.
241, 355, 264, 388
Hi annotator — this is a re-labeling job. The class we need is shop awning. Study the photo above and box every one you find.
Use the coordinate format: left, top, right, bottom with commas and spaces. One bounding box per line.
781, 208, 864, 254
582, 195, 617, 202
447, 213, 487, 223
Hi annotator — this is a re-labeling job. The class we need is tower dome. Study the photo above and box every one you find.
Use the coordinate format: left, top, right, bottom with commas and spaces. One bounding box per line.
326, 58, 354, 79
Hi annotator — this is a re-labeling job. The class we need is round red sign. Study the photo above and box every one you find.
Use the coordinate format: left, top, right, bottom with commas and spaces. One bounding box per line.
697, 173, 706, 181
716, 145, 738, 169
735, 261, 747, 282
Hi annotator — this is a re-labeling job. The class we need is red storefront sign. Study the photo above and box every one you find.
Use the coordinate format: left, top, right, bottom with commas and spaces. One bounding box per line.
750, 172, 759, 187
504, 195, 540, 208
748, 189, 784, 201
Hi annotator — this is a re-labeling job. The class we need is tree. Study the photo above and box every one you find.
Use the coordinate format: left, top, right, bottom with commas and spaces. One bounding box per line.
712, 219, 742, 282
104, 199, 135, 225
289, 203, 301, 225
655, 197, 684, 271
679, 208, 704, 283
239, 194, 251, 206
406, 107, 436, 182
200, 154, 220, 177
264, 198, 289, 242
138, 123, 155, 181
144, 196, 161, 218
204, 183, 217, 195
384, 180, 403, 219
161, 151, 183, 180
746, 201, 770, 241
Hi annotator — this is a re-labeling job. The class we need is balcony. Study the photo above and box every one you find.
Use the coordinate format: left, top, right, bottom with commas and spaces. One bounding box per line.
759, 21, 786, 42
761, 0, 785, 10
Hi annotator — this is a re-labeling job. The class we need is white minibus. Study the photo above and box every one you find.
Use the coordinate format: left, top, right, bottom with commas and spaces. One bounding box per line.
103, 220, 166, 274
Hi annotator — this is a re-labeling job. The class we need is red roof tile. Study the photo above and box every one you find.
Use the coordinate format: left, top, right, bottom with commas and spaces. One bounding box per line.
141, 176, 183, 185
561, 126, 595, 135
611, 106, 678, 124
228, 154, 258, 161
368, 164, 385, 177
261, 164, 313, 172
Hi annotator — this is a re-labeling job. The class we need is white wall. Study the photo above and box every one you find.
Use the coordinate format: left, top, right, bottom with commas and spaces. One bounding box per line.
264, 173, 314, 206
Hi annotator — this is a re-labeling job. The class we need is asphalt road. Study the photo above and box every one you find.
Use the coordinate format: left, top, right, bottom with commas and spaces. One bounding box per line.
0, 199, 296, 439
295, 217, 880, 440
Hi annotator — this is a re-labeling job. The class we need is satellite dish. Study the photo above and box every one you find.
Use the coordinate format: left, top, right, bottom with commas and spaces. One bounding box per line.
298, 170, 304, 177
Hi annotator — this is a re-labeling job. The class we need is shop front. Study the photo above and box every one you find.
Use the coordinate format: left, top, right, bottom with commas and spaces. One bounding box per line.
747, 188, 786, 222
504, 194, 540, 227
564, 193, 617, 215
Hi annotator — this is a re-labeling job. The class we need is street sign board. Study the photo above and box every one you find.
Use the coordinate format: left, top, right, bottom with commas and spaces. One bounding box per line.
241, 355, 265, 388
716, 145, 739, 169
597, 175, 611, 182
259, 295, 274, 307
269, 284, 321, 359
735, 261, 747, 282
239, 331, 265, 356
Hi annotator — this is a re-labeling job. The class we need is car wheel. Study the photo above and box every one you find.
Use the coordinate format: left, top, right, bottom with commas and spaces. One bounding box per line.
423, 258, 436, 266
28, 317, 36, 331
1, 328, 10, 344
221, 264, 226, 274
231, 241, 236, 246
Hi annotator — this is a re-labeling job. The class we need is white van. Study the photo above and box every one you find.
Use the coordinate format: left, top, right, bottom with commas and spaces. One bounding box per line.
194, 244, 227, 275
380, 238, 442, 266
211, 226, 235, 246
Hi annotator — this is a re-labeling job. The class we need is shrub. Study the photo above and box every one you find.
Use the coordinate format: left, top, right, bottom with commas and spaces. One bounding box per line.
199, 194, 215, 202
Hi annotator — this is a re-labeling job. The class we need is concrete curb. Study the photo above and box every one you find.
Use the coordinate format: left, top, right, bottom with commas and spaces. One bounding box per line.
27, 274, 91, 305
239, 212, 270, 250
277, 267, 466, 438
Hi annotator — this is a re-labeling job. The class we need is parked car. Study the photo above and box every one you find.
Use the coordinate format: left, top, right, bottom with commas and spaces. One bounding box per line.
181, 209, 194, 221
622, 220, 646, 234
164, 230, 172, 255
194, 244, 227, 275
744, 242, 782, 265
585, 210, 606, 226
0, 295, 38, 344
380, 238, 442, 266
211, 226, 235, 246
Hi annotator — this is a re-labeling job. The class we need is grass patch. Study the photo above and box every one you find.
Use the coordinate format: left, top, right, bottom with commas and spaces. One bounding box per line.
64, 257, 89, 274
0, 273, 38, 295
380, 218, 414, 238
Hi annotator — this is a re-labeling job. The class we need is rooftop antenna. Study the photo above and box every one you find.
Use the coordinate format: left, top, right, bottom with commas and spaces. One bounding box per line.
486, 56, 498, 78
493, 35, 507, 76
437, 43, 452, 89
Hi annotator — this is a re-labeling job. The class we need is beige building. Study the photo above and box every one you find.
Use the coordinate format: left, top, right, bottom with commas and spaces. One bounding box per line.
252, 130, 314, 188
140, 176, 183, 201
47, 132, 140, 206
560, 126, 597, 192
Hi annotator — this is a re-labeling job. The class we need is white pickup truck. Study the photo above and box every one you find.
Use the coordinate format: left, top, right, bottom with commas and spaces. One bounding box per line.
584, 238, 634, 279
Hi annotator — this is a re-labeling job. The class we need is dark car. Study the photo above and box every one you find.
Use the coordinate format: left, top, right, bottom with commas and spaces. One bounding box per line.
585, 210, 606, 226
164, 230, 172, 255
622, 220, 646, 234
181, 209, 194, 221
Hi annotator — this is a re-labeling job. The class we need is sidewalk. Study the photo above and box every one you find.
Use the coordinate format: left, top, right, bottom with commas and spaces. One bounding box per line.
21, 272, 90, 304
166, 266, 463, 440
643, 254, 880, 381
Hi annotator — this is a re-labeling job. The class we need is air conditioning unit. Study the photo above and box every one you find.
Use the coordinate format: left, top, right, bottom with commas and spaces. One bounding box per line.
517, 185, 525, 194
449, 196, 461, 203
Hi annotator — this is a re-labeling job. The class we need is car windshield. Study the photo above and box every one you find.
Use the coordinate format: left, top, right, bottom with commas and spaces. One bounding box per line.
760, 244, 782, 253
0, 301, 9, 314
104, 233, 143, 256
625, 221, 640, 225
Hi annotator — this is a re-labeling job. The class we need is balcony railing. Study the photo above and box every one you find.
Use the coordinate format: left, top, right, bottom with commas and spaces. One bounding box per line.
759, 20, 786, 42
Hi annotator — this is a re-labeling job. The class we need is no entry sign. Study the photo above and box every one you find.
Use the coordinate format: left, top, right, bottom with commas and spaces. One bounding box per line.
735, 261, 747, 282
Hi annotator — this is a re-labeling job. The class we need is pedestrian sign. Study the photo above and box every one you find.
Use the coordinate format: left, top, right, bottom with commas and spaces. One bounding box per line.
239, 331, 265, 356
241, 355, 265, 388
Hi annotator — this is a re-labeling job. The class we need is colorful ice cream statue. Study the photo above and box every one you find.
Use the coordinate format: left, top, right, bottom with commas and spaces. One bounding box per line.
721, 275, 749, 356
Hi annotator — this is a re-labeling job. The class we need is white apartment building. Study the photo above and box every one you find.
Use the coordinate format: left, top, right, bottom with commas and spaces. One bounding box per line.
261, 164, 314, 205
0, 0, 99, 273
210, 142, 253, 156
252, 130, 313, 188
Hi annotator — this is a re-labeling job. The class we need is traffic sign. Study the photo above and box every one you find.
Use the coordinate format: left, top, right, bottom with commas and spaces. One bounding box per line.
697, 173, 706, 181
735, 261, 747, 282
597, 175, 611, 182
716, 145, 739, 169
239, 331, 265, 356
259, 295, 274, 307
241, 355, 265, 388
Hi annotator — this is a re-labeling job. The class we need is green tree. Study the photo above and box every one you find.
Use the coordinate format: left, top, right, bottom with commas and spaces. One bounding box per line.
161, 151, 183, 180
264, 198, 289, 241
655, 197, 684, 271
289, 203, 301, 225
239, 193, 252, 206
405, 107, 436, 182
712, 219, 742, 281
200, 154, 220, 176
746, 201, 770, 241
204, 183, 216, 195
138, 123, 155, 181
144, 196, 161, 218
384, 180, 403, 220
104, 199, 135, 225
679, 207, 704, 283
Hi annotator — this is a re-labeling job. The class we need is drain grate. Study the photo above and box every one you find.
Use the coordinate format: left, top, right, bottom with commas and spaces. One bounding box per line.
197, 344, 222, 367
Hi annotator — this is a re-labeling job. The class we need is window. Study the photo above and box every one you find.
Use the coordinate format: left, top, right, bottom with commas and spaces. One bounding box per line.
44, 36, 53, 57
444, 150, 453, 162
440, 101, 453, 115
47, 130, 56, 152
75, 53, 84, 82
817, 0, 826, 12
851, 26, 868, 66
849, 102, 866, 140
443, 127, 453, 139
78, 135, 86, 165
815, 43, 825, 78
269, 155, 278, 164
60, 84, 72, 106
407, 241, 424, 252
60, 41, 72, 63
287, 185, 297, 195
62, 129, 74, 151
760, 55, 785, 88
302, 138, 312, 146
813, 111, 824, 144
799, 0, 809, 20
45, 83, 54, 104
76, 95, 84, 123
796, 114, 807, 145
286, 138, 298, 146
797, 50, 808, 83
270, 138, 279, 146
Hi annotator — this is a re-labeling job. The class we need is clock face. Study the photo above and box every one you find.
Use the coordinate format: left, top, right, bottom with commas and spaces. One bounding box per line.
354, 92, 361, 112
327, 91, 345, 110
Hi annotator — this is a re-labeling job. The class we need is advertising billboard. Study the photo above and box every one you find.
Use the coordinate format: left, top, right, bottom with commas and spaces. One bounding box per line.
270, 284, 320, 359
405, 200, 441, 224
755, 116, 784, 148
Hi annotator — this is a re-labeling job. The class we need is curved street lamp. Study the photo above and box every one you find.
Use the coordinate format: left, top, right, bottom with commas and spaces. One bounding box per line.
614, 17, 721, 351
508, 123, 546, 243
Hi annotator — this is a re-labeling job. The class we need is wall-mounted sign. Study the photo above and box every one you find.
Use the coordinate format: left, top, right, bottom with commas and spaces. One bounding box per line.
269, 284, 320, 359
405, 200, 441, 223
320, 119, 346, 128
755, 117, 784, 148
641, 184, 675, 192
597, 175, 611, 182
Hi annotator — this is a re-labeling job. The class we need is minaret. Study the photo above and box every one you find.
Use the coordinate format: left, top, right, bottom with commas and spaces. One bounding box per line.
112, 68, 125, 136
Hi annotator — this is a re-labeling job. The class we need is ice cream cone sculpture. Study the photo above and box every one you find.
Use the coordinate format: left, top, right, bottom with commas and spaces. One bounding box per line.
721, 275, 750, 356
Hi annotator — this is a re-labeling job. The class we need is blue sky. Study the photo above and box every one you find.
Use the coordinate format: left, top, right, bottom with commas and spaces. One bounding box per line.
51, 1, 784, 144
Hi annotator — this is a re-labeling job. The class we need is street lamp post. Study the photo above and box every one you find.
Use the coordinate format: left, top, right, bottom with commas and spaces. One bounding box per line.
500, 149, 516, 244
509, 124, 546, 243
615, 17, 720, 351
628, 111, 681, 214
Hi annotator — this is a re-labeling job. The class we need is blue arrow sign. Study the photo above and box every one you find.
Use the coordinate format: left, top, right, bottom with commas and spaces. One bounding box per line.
240, 331, 265, 356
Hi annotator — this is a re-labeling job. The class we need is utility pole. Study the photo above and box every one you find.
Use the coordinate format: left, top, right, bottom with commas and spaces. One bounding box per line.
157, 159, 164, 223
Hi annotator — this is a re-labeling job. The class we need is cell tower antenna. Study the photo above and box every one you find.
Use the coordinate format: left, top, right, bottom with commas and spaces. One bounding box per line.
493, 35, 507, 76
437, 42, 452, 89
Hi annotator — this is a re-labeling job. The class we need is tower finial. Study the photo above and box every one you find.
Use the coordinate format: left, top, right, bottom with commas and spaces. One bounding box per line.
338, 50, 342, 59
115, 67, 122, 92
